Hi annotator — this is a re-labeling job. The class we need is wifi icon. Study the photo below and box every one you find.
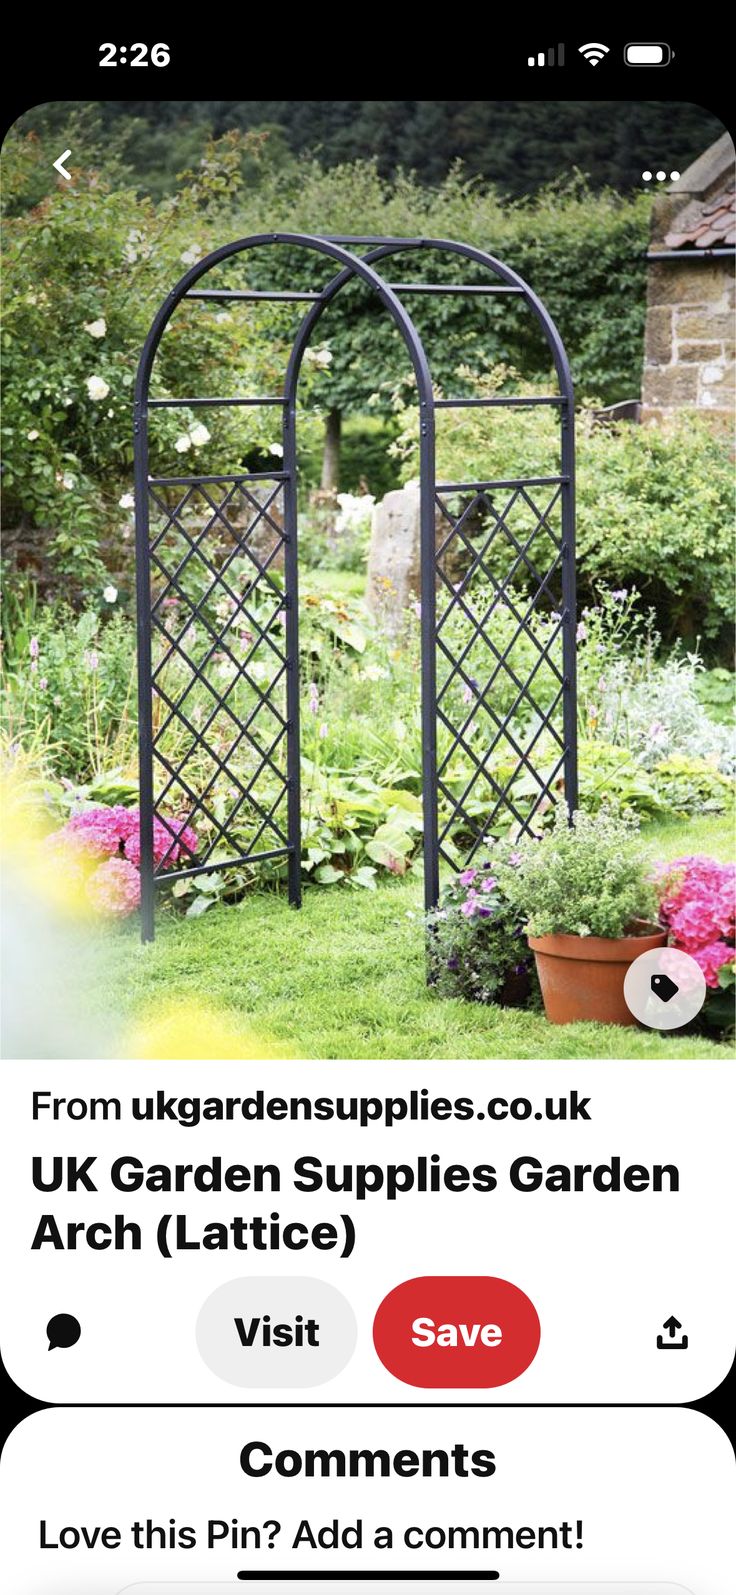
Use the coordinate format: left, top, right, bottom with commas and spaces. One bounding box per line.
579, 41, 610, 65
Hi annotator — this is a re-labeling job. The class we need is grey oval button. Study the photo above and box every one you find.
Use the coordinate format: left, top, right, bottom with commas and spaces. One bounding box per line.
195, 1276, 356, 1387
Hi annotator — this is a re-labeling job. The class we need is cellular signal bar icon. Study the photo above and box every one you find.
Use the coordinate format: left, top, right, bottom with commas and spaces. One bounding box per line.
528, 44, 565, 66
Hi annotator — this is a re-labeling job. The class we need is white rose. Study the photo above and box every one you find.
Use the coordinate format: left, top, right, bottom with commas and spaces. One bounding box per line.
305, 346, 333, 368
84, 318, 106, 339
189, 423, 211, 447
268, 443, 284, 458
180, 247, 199, 265
86, 375, 110, 401
103, 585, 118, 604
119, 493, 135, 510
175, 435, 192, 454
27, 429, 39, 441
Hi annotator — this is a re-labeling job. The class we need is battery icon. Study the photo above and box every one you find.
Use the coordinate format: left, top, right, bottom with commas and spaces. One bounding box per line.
624, 42, 674, 65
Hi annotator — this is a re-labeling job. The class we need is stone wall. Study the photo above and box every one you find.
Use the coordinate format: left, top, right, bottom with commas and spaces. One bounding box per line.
642, 258, 735, 426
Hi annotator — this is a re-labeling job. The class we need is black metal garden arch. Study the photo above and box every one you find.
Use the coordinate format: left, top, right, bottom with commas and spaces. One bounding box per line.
134, 232, 577, 942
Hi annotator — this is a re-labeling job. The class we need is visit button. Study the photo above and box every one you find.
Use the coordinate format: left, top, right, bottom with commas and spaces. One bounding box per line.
373, 1275, 540, 1388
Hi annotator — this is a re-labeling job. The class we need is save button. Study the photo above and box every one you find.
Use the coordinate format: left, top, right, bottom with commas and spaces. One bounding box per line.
373, 1275, 540, 1388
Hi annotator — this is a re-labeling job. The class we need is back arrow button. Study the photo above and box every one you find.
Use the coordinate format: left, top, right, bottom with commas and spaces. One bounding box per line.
53, 150, 72, 181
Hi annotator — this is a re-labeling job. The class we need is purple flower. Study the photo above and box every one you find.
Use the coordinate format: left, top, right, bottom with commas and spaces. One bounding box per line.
460, 897, 477, 917
611, 588, 628, 602
459, 867, 477, 887
476, 904, 493, 918
576, 622, 587, 643
509, 850, 523, 866
308, 681, 319, 715
480, 875, 497, 892
318, 722, 328, 740
446, 956, 459, 970
39, 677, 48, 691
29, 636, 39, 659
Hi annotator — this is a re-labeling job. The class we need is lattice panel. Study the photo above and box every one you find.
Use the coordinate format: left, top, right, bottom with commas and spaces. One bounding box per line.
146, 475, 290, 878
434, 483, 568, 866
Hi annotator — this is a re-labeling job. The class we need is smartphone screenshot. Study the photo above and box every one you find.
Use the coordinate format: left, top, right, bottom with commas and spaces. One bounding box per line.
1, 32, 734, 1594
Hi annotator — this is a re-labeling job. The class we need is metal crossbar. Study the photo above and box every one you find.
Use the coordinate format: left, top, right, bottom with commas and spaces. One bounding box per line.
148, 396, 286, 409
435, 396, 564, 409
135, 231, 577, 941
186, 289, 322, 302
385, 282, 525, 295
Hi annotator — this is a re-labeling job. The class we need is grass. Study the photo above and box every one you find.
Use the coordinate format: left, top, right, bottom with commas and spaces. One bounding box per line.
89, 810, 735, 1060
304, 568, 366, 598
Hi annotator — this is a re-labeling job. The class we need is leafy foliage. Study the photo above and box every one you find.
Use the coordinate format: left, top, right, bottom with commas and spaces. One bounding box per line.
18, 100, 724, 200
395, 377, 735, 651
499, 806, 659, 940
427, 861, 535, 1006
1, 128, 321, 594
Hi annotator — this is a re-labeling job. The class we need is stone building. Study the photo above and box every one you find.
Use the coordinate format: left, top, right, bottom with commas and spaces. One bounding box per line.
642, 131, 735, 426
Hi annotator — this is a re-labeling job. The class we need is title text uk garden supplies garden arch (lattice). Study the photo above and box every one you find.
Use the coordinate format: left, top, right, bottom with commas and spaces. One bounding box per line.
134, 233, 577, 942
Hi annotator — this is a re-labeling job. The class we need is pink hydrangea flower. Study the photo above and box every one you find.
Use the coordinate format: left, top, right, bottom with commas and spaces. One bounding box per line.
86, 857, 141, 917
656, 855, 735, 988
46, 804, 198, 881
125, 814, 198, 868
689, 939, 735, 988
51, 805, 135, 860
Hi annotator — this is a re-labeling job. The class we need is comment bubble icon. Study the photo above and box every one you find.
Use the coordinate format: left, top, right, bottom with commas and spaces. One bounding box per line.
46, 1313, 81, 1350
195, 1276, 356, 1388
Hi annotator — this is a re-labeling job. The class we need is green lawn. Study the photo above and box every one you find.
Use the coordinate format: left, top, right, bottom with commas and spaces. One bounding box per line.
90, 811, 734, 1060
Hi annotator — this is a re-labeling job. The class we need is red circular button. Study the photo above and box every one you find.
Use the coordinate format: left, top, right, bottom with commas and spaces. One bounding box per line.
373, 1275, 540, 1388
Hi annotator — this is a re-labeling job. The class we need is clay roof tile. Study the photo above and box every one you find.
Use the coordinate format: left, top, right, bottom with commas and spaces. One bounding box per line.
662, 186, 736, 248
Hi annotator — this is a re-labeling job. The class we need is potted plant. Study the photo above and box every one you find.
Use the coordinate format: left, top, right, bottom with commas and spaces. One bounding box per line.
427, 862, 535, 1007
498, 807, 665, 1026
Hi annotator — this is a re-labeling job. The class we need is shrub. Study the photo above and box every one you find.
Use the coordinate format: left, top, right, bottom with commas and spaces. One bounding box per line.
655, 856, 735, 1033
43, 803, 197, 917
298, 496, 375, 574
694, 667, 735, 727
394, 377, 734, 652
499, 806, 658, 939
427, 860, 535, 1005
652, 756, 735, 818
1, 127, 322, 597
2, 603, 138, 781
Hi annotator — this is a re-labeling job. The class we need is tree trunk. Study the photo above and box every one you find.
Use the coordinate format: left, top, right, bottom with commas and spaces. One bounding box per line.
320, 407, 342, 492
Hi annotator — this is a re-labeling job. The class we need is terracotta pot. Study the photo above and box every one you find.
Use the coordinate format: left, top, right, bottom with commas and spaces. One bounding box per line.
527, 922, 666, 1026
